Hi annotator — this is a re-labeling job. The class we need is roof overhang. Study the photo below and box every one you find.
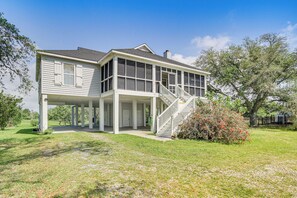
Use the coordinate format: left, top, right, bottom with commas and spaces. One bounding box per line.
36, 51, 98, 64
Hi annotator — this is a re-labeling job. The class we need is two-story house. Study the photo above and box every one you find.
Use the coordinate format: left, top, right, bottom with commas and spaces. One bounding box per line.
36, 44, 209, 137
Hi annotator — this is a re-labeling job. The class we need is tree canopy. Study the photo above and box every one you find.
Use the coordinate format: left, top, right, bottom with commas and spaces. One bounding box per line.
0, 13, 35, 93
197, 33, 297, 126
0, 91, 22, 130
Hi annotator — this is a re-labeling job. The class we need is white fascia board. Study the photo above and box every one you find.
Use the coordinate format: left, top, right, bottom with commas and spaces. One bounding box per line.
37, 51, 98, 64
99, 50, 210, 76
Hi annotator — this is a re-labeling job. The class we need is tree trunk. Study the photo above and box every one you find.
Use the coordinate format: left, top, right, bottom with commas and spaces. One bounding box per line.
249, 112, 257, 127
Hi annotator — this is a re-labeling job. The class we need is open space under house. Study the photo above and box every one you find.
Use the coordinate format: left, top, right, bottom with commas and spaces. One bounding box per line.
36, 44, 209, 137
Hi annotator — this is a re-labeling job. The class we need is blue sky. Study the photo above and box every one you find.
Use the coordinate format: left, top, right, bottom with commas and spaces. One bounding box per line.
1, 0, 297, 110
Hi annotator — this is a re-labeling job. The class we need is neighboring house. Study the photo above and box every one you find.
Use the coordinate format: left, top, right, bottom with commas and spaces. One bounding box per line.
36, 44, 210, 137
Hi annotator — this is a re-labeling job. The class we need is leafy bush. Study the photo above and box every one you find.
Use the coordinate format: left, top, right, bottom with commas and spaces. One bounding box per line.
40, 128, 53, 135
30, 119, 38, 127
177, 101, 249, 144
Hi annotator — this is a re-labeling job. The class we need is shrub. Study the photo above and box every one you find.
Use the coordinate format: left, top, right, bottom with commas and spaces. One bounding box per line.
40, 128, 53, 135
30, 119, 38, 127
177, 101, 249, 144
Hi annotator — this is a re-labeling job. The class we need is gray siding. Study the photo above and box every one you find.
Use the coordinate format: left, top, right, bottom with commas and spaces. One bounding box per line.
41, 55, 100, 97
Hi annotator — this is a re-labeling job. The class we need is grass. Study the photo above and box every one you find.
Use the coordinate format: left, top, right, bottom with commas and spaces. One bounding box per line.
1, 121, 297, 197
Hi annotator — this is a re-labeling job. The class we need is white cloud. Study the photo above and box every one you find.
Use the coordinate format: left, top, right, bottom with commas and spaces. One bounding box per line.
191, 35, 231, 50
171, 54, 197, 66
172, 35, 231, 66
281, 22, 297, 49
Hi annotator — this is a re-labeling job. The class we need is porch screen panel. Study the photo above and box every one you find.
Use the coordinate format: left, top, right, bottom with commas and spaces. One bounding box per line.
137, 80, 145, 91
117, 58, 153, 92
127, 78, 135, 90
146, 64, 152, 80
146, 81, 152, 92
126, 60, 135, 77
101, 59, 113, 93
118, 77, 125, 89
137, 62, 145, 79
118, 58, 125, 76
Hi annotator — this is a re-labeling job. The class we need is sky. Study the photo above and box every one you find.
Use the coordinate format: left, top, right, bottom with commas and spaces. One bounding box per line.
1, 0, 297, 111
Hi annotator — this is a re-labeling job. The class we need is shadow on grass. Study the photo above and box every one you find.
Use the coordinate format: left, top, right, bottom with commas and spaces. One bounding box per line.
16, 128, 39, 135
0, 139, 111, 166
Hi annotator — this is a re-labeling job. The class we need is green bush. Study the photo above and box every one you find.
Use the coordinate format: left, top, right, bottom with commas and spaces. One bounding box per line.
40, 128, 53, 135
177, 101, 250, 144
30, 119, 38, 127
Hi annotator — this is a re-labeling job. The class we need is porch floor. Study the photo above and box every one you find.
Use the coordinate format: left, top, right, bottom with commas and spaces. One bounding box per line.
52, 126, 171, 141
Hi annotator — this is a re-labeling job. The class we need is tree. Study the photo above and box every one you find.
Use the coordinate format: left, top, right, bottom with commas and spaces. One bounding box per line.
48, 106, 72, 125
0, 13, 35, 93
22, 108, 31, 120
0, 91, 22, 130
197, 34, 297, 126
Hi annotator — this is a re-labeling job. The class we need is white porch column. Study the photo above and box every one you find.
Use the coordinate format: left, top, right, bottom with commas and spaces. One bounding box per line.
152, 65, 156, 93
89, 100, 93, 129
181, 71, 184, 90
150, 97, 156, 132
160, 101, 164, 113
99, 98, 104, 131
40, 94, 48, 131
132, 100, 137, 130
119, 102, 123, 127
81, 104, 85, 127
75, 105, 78, 126
143, 103, 146, 127
113, 56, 118, 90
94, 107, 97, 127
71, 106, 75, 126
113, 92, 119, 134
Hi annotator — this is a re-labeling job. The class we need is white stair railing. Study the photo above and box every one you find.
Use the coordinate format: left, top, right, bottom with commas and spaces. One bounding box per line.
159, 84, 177, 105
171, 96, 196, 136
176, 86, 191, 102
157, 98, 179, 133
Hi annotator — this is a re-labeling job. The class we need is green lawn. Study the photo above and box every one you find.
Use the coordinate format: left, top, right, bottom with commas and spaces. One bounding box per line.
1, 121, 297, 197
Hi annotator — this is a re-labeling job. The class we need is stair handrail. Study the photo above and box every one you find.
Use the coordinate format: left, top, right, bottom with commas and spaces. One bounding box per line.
159, 84, 177, 104
171, 96, 196, 136
176, 86, 191, 102
157, 98, 179, 133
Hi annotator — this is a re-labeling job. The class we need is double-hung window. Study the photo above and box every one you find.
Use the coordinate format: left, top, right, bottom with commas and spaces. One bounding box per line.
64, 63, 75, 85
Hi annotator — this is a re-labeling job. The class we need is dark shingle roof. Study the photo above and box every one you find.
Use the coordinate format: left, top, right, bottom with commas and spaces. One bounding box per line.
113, 48, 198, 70
41, 47, 106, 62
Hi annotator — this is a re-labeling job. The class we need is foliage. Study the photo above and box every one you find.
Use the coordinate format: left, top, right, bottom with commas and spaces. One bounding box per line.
256, 101, 283, 118
197, 33, 297, 126
207, 91, 247, 114
177, 101, 249, 144
0, 13, 36, 93
30, 119, 38, 127
22, 108, 31, 120
40, 128, 53, 135
286, 93, 297, 130
0, 91, 23, 130
48, 105, 72, 125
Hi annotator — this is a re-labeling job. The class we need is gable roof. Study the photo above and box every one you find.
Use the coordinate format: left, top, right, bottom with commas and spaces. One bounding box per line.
39, 47, 106, 62
134, 43, 155, 54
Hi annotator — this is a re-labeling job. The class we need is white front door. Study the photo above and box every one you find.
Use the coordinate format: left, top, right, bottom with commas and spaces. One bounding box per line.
123, 109, 130, 127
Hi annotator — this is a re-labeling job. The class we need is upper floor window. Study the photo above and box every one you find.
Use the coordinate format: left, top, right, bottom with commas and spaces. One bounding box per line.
64, 63, 74, 85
